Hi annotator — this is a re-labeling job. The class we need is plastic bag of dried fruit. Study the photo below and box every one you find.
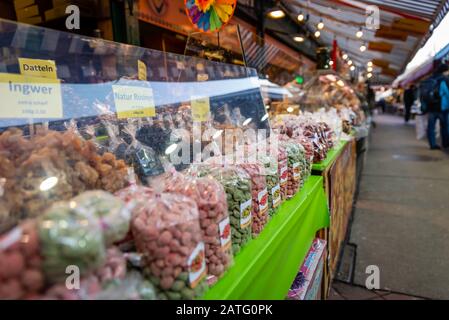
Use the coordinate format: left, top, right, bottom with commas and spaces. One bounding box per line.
37, 201, 106, 284
279, 137, 302, 199
269, 134, 288, 201
131, 190, 208, 300
258, 154, 282, 217
0, 220, 45, 299
122, 122, 165, 185
237, 162, 269, 238
195, 162, 252, 255
159, 169, 233, 283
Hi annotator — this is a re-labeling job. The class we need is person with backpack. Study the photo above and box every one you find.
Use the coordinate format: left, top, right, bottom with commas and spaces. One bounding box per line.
419, 63, 449, 150
403, 84, 416, 123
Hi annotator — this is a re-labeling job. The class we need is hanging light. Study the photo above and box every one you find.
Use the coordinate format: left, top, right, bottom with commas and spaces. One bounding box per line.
367, 66, 373, 72
293, 35, 304, 42
329, 60, 334, 66
367, 72, 373, 78
267, 3, 285, 19
297, 12, 305, 22
348, 60, 353, 66
317, 19, 324, 30
350, 65, 355, 71
367, 61, 373, 67
356, 27, 363, 39
360, 43, 367, 52
342, 53, 348, 60
314, 30, 321, 38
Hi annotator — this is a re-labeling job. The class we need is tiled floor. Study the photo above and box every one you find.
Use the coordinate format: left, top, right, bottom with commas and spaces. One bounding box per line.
329, 281, 426, 300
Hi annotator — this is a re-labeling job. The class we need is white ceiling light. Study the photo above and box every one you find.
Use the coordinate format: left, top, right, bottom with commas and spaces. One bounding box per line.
314, 30, 321, 38
342, 53, 348, 60
329, 60, 334, 66
317, 19, 324, 30
367, 61, 373, 67
293, 36, 304, 42
360, 43, 367, 52
348, 60, 353, 65
267, 9, 285, 19
356, 27, 363, 38
350, 65, 355, 71
367, 66, 373, 72
297, 12, 305, 22
367, 72, 373, 78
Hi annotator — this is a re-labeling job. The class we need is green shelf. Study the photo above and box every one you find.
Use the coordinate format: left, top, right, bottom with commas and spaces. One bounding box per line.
203, 176, 329, 300
312, 140, 349, 172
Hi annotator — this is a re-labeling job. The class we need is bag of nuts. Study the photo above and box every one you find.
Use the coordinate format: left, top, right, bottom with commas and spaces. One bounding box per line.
258, 154, 282, 217
0, 220, 45, 299
279, 137, 303, 199
131, 192, 208, 300
196, 163, 252, 255
237, 163, 269, 238
160, 170, 233, 283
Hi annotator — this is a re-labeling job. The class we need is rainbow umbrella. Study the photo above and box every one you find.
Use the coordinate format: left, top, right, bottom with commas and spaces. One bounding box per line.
185, 0, 237, 33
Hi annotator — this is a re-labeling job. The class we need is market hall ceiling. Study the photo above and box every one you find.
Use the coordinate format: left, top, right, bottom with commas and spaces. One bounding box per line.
263, 0, 449, 83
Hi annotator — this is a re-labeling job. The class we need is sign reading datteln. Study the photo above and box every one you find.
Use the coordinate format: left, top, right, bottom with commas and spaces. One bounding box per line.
112, 85, 156, 119
18, 58, 58, 79
0, 73, 62, 118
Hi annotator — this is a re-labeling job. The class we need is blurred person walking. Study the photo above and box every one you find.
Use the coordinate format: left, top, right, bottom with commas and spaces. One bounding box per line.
403, 84, 416, 123
419, 64, 449, 150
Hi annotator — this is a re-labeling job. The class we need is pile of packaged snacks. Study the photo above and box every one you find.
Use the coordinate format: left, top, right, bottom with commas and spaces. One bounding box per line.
131, 192, 208, 300
259, 154, 282, 217
161, 172, 233, 280
0, 220, 44, 299
0, 128, 128, 233
198, 165, 252, 254
237, 163, 269, 237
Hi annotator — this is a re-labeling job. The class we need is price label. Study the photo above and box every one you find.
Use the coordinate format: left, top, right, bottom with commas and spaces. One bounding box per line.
137, 60, 147, 81
112, 85, 155, 119
187, 242, 207, 288
271, 184, 281, 208
191, 96, 210, 122
219, 217, 232, 250
280, 165, 288, 186
258, 188, 269, 214
19, 58, 57, 79
0, 73, 62, 119
293, 162, 301, 181
240, 199, 252, 229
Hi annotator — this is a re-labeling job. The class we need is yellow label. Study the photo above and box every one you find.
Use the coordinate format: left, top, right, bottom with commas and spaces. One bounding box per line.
191, 96, 210, 122
112, 85, 155, 119
18, 58, 57, 79
137, 60, 147, 81
0, 73, 62, 118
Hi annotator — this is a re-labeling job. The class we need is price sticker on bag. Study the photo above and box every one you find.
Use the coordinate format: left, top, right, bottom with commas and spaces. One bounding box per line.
293, 162, 301, 181
113, 85, 155, 118
280, 165, 288, 186
219, 217, 232, 250
271, 184, 281, 208
258, 188, 269, 215
187, 242, 207, 288
240, 199, 252, 229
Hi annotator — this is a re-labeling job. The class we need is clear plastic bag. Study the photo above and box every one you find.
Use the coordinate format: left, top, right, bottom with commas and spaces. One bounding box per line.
161, 171, 233, 280
237, 163, 268, 237
122, 123, 165, 185
259, 154, 281, 217
73, 191, 131, 246
131, 192, 208, 300
196, 164, 252, 255
37, 201, 106, 284
280, 137, 302, 199
0, 220, 45, 299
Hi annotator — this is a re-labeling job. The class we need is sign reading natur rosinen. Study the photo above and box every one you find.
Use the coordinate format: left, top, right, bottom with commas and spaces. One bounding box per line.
18, 58, 58, 79
112, 85, 155, 119
0, 73, 62, 118
191, 96, 210, 122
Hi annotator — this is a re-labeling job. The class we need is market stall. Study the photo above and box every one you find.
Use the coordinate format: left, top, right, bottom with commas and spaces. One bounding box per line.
0, 18, 332, 300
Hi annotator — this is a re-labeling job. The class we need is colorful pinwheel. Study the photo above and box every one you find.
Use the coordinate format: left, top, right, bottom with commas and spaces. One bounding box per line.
185, 0, 237, 33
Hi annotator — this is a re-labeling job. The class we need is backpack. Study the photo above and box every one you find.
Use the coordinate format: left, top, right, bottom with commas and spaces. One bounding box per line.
419, 77, 443, 113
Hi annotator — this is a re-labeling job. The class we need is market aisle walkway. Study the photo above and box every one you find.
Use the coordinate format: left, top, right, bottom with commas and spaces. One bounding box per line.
350, 114, 449, 299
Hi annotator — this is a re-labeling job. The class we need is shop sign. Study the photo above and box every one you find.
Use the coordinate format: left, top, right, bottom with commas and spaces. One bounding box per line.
18, 58, 57, 79
112, 85, 156, 119
0, 73, 62, 119
191, 96, 210, 122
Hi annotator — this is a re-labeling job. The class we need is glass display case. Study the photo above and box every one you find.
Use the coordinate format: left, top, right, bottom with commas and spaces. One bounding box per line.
0, 18, 270, 233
